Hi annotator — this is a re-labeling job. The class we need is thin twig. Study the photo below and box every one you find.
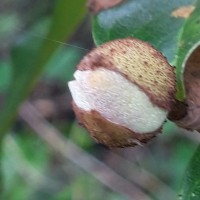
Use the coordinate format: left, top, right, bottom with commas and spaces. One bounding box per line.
19, 102, 150, 200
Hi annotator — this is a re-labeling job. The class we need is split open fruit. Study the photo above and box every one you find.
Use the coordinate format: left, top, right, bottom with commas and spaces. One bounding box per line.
68, 38, 176, 148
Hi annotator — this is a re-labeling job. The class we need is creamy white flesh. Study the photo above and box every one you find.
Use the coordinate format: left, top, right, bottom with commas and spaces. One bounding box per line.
68, 68, 167, 133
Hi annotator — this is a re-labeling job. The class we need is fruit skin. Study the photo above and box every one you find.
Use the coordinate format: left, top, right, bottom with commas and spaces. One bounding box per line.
73, 103, 159, 148
77, 38, 176, 111
69, 38, 176, 148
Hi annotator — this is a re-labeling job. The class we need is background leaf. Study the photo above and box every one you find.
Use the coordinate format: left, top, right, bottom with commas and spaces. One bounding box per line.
92, 0, 200, 100
174, 0, 200, 99
43, 46, 83, 83
180, 145, 200, 200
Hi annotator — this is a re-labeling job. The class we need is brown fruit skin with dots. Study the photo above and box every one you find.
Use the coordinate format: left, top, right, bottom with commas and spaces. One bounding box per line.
78, 38, 176, 111
73, 103, 160, 148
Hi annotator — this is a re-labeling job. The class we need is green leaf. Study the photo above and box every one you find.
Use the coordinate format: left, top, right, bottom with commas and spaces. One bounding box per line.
174, 1, 200, 99
180, 145, 200, 200
44, 46, 83, 83
92, 0, 200, 100
180, 3, 200, 184
0, 0, 86, 140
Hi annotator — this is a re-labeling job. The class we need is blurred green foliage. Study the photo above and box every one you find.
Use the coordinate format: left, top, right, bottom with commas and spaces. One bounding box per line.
0, 0, 200, 199
0, 0, 87, 140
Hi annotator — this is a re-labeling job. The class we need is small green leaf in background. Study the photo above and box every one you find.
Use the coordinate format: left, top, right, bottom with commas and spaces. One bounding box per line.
92, 0, 200, 100
0, 0, 87, 140
179, 145, 200, 200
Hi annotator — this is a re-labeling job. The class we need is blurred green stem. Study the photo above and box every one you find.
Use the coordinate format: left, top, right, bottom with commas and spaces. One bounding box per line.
0, 0, 86, 140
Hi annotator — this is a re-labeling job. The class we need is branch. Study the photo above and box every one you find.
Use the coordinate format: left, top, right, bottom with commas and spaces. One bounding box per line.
19, 101, 150, 200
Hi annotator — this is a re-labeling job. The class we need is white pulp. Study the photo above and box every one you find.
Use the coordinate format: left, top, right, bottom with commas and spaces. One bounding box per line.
68, 68, 167, 133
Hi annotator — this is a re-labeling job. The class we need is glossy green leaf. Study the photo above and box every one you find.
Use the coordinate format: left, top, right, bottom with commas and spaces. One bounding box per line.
0, 0, 86, 139
180, 145, 200, 200
92, 0, 200, 100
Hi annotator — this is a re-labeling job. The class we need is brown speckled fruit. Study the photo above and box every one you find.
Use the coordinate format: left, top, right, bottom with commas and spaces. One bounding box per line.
68, 38, 176, 148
